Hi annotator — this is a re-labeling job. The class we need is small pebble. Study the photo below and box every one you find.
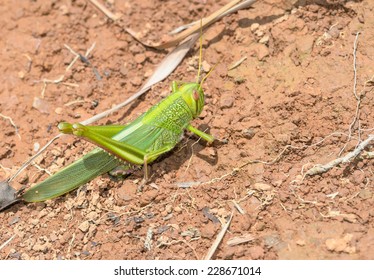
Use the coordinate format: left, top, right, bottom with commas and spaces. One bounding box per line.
33, 142, 40, 152
250, 23, 260, 32
220, 96, 234, 109
259, 35, 270, 44
253, 182, 273, 191
55, 107, 63, 115
78, 221, 90, 233
202, 60, 211, 72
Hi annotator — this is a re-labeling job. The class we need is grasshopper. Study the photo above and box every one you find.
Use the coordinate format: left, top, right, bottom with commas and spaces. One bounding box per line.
21, 36, 216, 203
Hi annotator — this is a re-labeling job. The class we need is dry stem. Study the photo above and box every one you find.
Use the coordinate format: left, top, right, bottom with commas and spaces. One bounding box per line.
0, 113, 21, 140
305, 134, 374, 176
88, 0, 122, 21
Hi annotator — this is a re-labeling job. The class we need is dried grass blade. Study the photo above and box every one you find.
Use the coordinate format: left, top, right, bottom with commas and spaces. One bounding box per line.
204, 213, 233, 260
128, 0, 257, 49
0, 234, 16, 252
88, 0, 122, 21
170, 0, 258, 36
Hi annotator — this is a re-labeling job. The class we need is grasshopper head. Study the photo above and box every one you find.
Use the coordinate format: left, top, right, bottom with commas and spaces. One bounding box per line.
180, 82, 205, 118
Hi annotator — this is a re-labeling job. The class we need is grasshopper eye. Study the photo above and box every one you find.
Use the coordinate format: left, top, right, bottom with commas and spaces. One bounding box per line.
192, 90, 199, 101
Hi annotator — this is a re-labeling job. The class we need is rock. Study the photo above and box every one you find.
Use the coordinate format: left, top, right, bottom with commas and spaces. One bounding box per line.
359, 189, 372, 200
50, 232, 58, 242
134, 53, 146, 64
130, 76, 142, 86
325, 234, 356, 254
254, 44, 269, 61
296, 239, 306, 246
351, 170, 366, 185
174, 206, 182, 213
21, 253, 30, 260
55, 107, 63, 115
78, 221, 90, 233
296, 35, 314, 53
259, 35, 270, 44
220, 96, 234, 109
200, 224, 217, 239
139, 189, 158, 206
253, 182, 273, 191
59, 232, 71, 245
86, 211, 99, 221
223, 81, 235, 91
250, 23, 260, 32
248, 245, 264, 259
59, 4, 69, 15
18, 71, 25, 79
165, 204, 173, 214
33, 242, 51, 252
32, 97, 50, 114
202, 60, 211, 72
242, 128, 256, 139
30, 218, 40, 226
255, 30, 264, 37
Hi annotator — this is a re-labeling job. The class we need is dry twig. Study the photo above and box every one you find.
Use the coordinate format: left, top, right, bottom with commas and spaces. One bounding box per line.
0, 234, 16, 252
88, 0, 122, 21
305, 134, 374, 176
204, 213, 233, 260
0, 113, 21, 140
125, 0, 258, 49
339, 32, 362, 155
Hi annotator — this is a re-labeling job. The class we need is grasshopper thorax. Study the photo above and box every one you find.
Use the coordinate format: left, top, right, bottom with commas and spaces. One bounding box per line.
180, 82, 205, 119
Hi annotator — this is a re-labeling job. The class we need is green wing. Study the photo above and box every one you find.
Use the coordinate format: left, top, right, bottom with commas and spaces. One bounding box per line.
22, 148, 119, 202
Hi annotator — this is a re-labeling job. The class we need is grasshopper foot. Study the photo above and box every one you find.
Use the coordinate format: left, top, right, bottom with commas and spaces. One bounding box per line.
137, 178, 148, 193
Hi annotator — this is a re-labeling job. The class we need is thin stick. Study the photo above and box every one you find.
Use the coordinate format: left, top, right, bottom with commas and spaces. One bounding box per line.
31, 162, 52, 176
127, 0, 258, 49
88, 0, 122, 21
0, 234, 16, 252
204, 213, 233, 260
8, 134, 62, 183
305, 134, 374, 176
228, 56, 247, 71
144, 226, 154, 251
0, 164, 12, 178
353, 32, 360, 101
0, 113, 21, 140
339, 32, 361, 156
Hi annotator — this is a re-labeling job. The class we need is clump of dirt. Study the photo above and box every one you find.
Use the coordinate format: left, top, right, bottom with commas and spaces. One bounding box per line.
1, 0, 373, 260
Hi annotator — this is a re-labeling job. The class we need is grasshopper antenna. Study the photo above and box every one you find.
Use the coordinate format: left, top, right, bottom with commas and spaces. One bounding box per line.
196, 18, 203, 84
195, 18, 222, 88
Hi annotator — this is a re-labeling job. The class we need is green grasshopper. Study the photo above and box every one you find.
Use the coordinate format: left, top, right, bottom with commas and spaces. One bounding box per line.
21, 38, 215, 203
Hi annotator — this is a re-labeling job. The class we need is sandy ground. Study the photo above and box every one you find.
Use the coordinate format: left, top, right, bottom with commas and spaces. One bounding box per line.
0, 0, 373, 260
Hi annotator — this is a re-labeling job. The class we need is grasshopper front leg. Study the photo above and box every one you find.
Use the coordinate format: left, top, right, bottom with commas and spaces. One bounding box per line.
186, 124, 214, 144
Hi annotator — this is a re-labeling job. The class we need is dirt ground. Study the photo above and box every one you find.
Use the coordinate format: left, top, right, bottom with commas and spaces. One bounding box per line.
0, 0, 373, 260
